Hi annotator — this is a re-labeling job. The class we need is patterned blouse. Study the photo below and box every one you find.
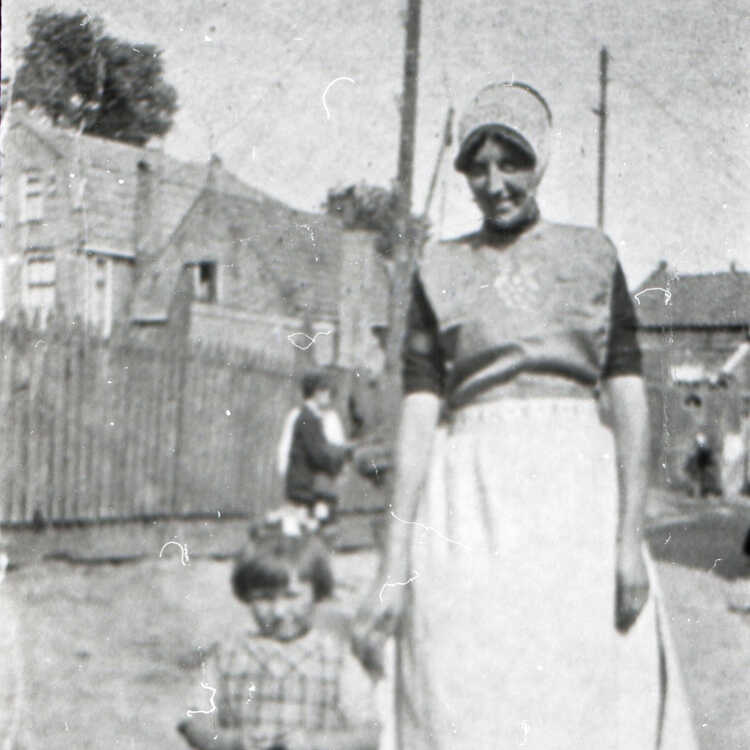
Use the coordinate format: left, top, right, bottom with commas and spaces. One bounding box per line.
199, 628, 374, 749
403, 218, 641, 406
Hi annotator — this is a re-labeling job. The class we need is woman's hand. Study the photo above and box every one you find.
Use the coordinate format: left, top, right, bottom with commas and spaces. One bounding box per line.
351, 580, 406, 679
615, 538, 650, 634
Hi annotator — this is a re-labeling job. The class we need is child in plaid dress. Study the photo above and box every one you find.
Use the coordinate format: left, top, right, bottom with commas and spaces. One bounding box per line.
178, 532, 379, 750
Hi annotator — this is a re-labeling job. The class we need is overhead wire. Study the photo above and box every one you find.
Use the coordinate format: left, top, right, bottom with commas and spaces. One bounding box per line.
608, 63, 749, 193
194, 2, 326, 163
428, 0, 456, 236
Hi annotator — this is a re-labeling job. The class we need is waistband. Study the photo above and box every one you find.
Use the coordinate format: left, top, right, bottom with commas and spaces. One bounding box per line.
442, 394, 603, 432
445, 370, 596, 408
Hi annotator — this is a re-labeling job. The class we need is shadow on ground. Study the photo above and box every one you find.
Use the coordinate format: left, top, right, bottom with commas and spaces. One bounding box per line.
648, 505, 750, 580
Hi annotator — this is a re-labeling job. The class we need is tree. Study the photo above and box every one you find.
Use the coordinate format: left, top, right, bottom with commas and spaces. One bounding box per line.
13, 10, 177, 145
325, 182, 425, 257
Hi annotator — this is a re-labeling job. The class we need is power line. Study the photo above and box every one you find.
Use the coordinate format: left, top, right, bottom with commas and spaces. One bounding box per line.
606, 56, 749, 193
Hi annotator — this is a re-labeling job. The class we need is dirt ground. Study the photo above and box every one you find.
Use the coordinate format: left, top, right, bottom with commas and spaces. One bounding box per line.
2, 508, 749, 750
1, 543, 378, 750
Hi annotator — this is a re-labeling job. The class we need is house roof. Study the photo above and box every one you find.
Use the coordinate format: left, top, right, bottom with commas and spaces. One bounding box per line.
10, 107, 383, 334
634, 262, 750, 328
130, 185, 349, 323
10, 106, 271, 259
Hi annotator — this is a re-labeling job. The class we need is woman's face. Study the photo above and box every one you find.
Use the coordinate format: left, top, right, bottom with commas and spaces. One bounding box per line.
464, 136, 537, 230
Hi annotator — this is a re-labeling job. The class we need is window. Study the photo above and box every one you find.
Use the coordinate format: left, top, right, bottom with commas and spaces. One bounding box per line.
20, 170, 44, 222
86, 255, 112, 336
24, 252, 56, 320
192, 261, 218, 303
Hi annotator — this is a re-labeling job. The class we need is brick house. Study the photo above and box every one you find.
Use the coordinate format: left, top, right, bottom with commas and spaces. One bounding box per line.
634, 261, 750, 489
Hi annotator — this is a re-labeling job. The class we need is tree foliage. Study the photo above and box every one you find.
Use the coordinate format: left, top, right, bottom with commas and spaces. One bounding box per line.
13, 9, 178, 145
325, 183, 426, 256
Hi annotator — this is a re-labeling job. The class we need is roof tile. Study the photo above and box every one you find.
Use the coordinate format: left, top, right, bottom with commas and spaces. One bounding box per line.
635, 265, 750, 328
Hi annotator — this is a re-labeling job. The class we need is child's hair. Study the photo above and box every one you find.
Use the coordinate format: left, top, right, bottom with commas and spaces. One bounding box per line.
300, 369, 334, 399
231, 533, 334, 603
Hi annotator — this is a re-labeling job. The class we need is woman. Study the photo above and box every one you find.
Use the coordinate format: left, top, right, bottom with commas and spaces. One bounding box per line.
355, 83, 697, 749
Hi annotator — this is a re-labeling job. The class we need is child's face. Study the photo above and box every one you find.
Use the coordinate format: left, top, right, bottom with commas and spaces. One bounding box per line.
249, 575, 315, 641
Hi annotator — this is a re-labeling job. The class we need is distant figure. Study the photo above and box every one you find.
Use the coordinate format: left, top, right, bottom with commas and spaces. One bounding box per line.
177, 530, 379, 750
279, 371, 352, 528
685, 432, 722, 499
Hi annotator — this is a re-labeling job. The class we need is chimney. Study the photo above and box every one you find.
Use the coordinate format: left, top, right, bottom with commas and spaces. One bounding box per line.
207, 154, 222, 189
134, 154, 163, 268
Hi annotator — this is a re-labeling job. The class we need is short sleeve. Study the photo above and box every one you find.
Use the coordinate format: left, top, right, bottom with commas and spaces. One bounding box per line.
402, 275, 445, 395
602, 262, 642, 378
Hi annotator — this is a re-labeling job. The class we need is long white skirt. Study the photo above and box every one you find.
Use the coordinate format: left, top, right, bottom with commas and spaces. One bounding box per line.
387, 398, 697, 750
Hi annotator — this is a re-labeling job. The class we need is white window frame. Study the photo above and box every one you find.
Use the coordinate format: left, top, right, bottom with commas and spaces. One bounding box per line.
23, 251, 56, 321
20, 170, 44, 223
86, 254, 113, 336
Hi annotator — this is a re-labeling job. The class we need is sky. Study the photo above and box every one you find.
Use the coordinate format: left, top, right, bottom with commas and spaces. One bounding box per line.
3, 0, 749, 286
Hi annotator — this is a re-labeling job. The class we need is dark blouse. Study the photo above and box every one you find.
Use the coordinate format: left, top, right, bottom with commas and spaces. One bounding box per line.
403, 232, 642, 400
285, 405, 349, 503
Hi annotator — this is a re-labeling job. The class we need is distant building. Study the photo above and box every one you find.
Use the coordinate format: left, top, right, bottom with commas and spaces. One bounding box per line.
0, 105, 254, 334
129, 158, 388, 368
0, 105, 389, 369
634, 261, 750, 489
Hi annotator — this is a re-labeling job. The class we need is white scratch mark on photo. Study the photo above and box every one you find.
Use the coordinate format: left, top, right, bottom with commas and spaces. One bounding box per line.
379, 571, 420, 602
159, 540, 190, 566
186, 682, 217, 717
634, 287, 672, 305
297, 223, 315, 243
287, 330, 333, 351
322, 76, 355, 120
390, 510, 471, 549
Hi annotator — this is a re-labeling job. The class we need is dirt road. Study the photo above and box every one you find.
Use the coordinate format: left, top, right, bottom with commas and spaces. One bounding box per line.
1, 507, 749, 749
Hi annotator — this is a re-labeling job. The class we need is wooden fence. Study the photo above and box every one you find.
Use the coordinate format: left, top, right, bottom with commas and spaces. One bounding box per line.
0, 317, 307, 524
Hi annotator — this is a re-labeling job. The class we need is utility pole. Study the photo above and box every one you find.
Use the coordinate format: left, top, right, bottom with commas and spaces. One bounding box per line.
384, 0, 422, 379
396, 0, 422, 211
370, 0, 422, 527
596, 46, 608, 230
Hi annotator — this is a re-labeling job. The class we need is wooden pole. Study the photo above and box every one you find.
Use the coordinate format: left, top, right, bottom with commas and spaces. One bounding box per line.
375, 0, 423, 529
382, 0, 423, 380
596, 46, 608, 230
396, 0, 422, 211
422, 107, 454, 220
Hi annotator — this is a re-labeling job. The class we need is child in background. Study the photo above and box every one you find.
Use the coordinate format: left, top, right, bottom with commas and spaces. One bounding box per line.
282, 370, 353, 528
177, 530, 379, 750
